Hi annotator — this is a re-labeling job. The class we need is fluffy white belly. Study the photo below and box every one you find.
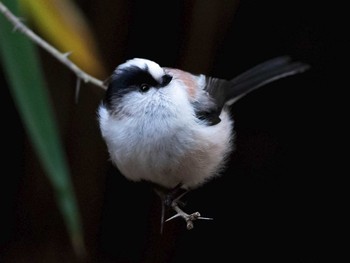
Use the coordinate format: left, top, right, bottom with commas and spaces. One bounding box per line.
99, 106, 233, 189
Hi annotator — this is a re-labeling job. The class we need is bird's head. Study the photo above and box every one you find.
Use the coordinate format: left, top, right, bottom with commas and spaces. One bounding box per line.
102, 58, 174, 111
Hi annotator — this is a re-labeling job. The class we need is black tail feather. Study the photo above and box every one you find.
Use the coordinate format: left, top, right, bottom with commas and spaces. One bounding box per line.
226, 56, 310, 105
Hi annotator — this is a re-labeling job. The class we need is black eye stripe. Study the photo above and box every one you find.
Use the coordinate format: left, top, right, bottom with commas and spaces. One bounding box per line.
140, 84, 150, 92
104, 67, 161, 108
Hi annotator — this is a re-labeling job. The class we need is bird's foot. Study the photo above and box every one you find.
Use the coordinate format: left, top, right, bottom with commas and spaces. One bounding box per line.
165, 198, 213, 230
154, 184, 213, 231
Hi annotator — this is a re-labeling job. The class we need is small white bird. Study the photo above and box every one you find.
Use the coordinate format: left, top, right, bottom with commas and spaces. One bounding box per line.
98, 56, 309, 231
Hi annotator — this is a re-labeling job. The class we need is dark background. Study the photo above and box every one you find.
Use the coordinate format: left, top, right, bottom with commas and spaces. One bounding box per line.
1, 0, 344, 262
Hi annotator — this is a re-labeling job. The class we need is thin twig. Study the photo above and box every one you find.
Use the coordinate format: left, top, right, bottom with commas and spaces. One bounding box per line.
0, 1, 107, 90
166, 201, 213, 230
163, 190, 213, 230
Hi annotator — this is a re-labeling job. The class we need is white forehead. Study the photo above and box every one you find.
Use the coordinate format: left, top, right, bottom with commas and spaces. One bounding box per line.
116, 58, 165, 81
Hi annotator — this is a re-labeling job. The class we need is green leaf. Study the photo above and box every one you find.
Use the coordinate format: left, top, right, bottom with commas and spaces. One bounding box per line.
0, 0, 85, 257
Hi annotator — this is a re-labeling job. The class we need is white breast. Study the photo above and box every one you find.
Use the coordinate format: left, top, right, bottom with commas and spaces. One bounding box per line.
98, 81, 234, 189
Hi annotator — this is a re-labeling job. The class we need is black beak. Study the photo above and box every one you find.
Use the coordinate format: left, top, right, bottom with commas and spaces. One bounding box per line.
161, 74, 173, 86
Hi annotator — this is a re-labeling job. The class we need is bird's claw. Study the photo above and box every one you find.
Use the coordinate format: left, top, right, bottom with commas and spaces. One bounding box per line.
166, 202, 213, 230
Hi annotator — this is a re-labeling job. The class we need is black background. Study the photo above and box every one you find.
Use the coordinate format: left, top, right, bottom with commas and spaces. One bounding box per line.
1, 0, 345, 262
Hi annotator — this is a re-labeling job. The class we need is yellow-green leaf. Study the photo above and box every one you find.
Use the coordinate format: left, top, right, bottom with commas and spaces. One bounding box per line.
19, 0, 107, 79
0, 0, 86, 258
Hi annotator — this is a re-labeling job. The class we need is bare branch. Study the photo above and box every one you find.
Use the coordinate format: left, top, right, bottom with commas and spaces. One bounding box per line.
0, 1, 107, 90
75, 78, 82, 104
166, 201, 213, 230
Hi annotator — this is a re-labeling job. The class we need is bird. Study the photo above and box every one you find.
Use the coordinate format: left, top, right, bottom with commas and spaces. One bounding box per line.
97, 56, 310, 231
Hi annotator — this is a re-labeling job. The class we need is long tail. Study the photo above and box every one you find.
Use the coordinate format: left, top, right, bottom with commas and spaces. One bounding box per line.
225, 55, 310, 105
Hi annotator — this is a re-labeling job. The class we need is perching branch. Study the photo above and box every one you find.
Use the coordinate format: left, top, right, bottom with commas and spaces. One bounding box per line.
164, 190, 213, 230
0, 1, 107, 90
166, 202, 213, 230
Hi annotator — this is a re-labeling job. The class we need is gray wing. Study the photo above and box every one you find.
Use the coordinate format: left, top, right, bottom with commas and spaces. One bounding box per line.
199, 56, 310, 125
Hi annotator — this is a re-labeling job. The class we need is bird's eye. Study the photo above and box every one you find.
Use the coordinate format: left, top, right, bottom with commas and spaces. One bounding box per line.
140, 84, 150, 92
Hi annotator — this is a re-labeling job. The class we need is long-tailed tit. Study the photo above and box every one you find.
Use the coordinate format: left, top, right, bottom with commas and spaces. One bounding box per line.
98, 56, 310, 231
